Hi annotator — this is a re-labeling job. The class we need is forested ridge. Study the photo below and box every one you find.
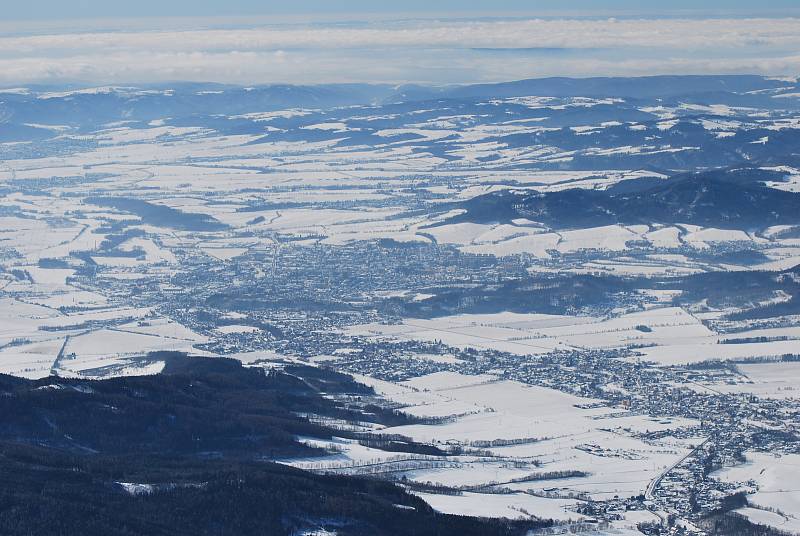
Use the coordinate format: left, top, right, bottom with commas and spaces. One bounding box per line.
0, 354, 550, 535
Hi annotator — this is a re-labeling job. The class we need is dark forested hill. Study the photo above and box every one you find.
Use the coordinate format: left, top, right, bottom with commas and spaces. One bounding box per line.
0, 442, 541, 536
0, 353, 375, 458
0, 354, 549, 535
447, 173, 800, 230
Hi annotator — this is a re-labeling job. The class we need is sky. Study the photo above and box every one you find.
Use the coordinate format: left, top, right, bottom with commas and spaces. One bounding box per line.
4, 0, 800, 19
0, 1, 799, 86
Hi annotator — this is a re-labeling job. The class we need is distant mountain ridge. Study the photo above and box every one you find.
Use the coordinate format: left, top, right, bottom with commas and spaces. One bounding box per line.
392, 75, 797, 101
1, 75, 797, 135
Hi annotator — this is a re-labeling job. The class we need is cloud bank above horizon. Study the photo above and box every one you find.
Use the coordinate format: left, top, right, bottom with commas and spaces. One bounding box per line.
1, 16, 799, 86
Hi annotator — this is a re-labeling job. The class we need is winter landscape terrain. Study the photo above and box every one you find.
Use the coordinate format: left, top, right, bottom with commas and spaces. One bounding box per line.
1, 74, 800, 535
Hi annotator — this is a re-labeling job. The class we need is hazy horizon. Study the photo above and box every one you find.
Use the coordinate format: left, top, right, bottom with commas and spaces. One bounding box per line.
1, 2, 799, 88
0, 12, 800, 87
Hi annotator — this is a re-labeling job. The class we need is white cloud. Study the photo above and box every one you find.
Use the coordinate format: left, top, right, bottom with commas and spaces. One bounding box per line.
0, 17, 798, 85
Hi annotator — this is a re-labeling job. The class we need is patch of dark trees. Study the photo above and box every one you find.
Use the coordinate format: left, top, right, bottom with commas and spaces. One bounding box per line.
85, 197, 228, 232
0, 441, 547, 536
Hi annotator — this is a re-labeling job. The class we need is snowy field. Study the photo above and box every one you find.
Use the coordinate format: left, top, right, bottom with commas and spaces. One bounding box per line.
347, 307, 799, 367
710, 362, 800, 400
285, 371, 698, 526
714, 452, 800, 533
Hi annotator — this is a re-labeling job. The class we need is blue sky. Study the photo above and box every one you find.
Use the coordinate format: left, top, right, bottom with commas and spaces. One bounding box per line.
6, 0, 800, 19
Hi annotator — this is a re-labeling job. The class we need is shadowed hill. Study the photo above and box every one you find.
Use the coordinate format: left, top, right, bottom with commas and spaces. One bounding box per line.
448, 174, 800, 230
0, 355, 549, 535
